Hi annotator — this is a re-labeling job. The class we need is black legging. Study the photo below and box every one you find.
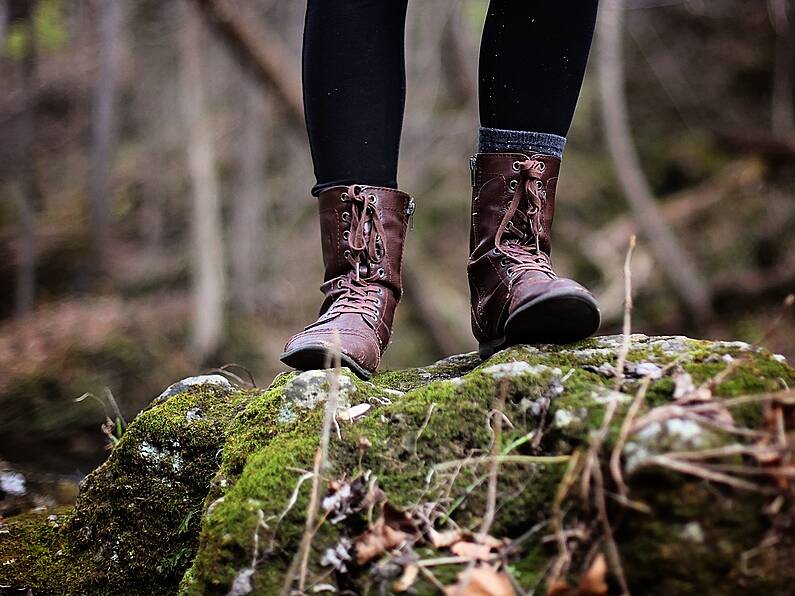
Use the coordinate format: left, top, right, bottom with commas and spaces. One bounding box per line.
303, 0, 599, 195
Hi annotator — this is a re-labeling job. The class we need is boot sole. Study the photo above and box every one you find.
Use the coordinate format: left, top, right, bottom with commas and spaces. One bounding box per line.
478, 289, 601, 360
280, 345, 374, 380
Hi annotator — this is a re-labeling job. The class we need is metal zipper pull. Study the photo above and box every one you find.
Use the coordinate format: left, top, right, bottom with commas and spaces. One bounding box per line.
406, 198, 416, 230
470, 156, 477, 187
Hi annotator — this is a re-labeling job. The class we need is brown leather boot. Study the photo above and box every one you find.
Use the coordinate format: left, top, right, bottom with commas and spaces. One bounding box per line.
281, 184, 415, 379
468, 153, 600, 359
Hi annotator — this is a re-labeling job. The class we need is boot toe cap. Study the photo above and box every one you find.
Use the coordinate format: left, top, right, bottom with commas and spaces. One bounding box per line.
282, 325, 381, 377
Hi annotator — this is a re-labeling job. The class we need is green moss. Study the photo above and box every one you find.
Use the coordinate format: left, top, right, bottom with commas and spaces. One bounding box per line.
4, 335, 793, 594
1, 384, 251, 594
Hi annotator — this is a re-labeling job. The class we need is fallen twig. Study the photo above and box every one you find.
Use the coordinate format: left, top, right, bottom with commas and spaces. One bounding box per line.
433, 455, 571, 473
610, 377, 650, 497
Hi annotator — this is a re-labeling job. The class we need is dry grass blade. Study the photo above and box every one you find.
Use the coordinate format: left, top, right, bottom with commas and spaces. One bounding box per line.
610, 376, 650, 497
592, 461, 630, 595
614, 234, 636, 391
547, 450, 584, 586
433, 455, 571, 472
641, 454, 777, 493
280, 332, 342, 595
413, 402, 437, 458
479, 380, 507, 540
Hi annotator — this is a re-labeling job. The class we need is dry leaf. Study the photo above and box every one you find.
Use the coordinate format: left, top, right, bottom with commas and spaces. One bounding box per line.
392, 563, 419, 592
321, 472, 386, 525
338, 403, 372, 422
545, 579, 572, 596
322, 474, 369, 523
545, 555, 608, 596
450, 541, 493, 561
578, 554, 608, 595
354, 503, 419, 565
320, 538, 353, 572
429, 528, 464, 548
443, 566, 516, 596
479, 534, 506, 549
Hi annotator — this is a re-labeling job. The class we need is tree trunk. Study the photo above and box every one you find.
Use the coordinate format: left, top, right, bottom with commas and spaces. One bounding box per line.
12, 185, 35, 318
14, 4, 41, 317
597, 0, 713, 321
179, 5, 226, 362
88, 0, 122, 276
230, 78, 267, 314
0, 0, 8, 56
188, 0, 303, 127
769, 0, 795, 133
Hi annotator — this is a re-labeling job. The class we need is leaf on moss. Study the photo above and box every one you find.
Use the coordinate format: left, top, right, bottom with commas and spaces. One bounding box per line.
428, 528, 463, 548
545, 554, 608, 596
450, 541, 494, 561
354, 503, 419, 565
338, 403, 372, 422
578, 554, 608, 595
392, 563, 419, 592
322, 472, 384, 524
320, 538, 353, 572
443, 565, 516, 596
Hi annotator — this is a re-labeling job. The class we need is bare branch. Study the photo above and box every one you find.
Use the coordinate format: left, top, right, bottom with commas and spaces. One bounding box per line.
597, 0, 713, 320
189, 0, 303, 126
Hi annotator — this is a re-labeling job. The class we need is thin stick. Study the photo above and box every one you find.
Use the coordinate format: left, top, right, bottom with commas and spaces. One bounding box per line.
280, 449, 323, 596
433, 455, 571, 472
548, 450, 584, 584
615, 234, 637, 390
415, 555, 497, 568
690, 389, 795, 412
418, 565, 447, 590
610, 377, 650, 496
581, 397, 620, 503
659, 444, 769, 460
479, 381, 507, 540
281, 334, 342, 595
593, 462, 630, 595
640, 455, 777, 493
413, 402, 437, 458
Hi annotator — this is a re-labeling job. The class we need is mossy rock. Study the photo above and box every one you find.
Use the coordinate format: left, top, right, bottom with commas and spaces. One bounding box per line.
1, 335, 793, 595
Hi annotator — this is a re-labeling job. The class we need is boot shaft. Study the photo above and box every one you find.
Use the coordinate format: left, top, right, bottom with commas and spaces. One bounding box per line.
318, 185, 413, 299
469, 152, 560, 257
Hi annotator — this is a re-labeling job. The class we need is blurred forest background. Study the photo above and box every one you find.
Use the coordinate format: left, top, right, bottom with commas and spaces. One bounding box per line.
1, 0, 794, 509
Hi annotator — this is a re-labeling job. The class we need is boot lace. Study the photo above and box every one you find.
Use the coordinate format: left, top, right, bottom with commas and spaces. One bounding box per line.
326, 185, 388, 324
493, 158, 556, 283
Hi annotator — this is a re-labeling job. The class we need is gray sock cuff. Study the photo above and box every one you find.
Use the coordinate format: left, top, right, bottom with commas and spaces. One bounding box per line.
477, 127, 566, 159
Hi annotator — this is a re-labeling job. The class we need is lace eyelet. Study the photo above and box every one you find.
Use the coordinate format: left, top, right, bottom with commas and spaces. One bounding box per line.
337, 279, 344, 289
342, 230, 350, 240
340, 192, 349, 202
509, 180, 518, 191
341, 212, 350, 222
491, 248, 500, 256
500, 258, 509, 267
344, 250, 352, 259
377, 287, 384, 295
368, 194, 378, 205
512, 161, 521, 171
537, 161, 546, 172
378, 268, 386, 278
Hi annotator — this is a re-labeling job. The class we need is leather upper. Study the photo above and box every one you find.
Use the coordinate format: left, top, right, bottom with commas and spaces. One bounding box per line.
467, 152, 593, 344
284, 185, 413, 373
